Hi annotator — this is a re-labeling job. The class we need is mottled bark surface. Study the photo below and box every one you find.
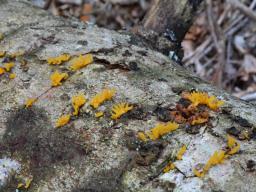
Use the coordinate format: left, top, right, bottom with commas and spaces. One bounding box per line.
0, 1, 256, 192
143, 0, 204, 43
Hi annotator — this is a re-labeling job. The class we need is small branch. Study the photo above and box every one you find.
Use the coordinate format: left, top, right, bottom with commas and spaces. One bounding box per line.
184, 0, 256, 67
241, 92, 256, 101
206, 0, 225, 87
228, 0, 256, 21
206, 0, 219, 49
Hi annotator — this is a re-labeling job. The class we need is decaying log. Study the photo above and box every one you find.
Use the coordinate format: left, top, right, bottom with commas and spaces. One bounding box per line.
133, 0, 204, 59
142, 0, 204, 44
0, 1, 256, 192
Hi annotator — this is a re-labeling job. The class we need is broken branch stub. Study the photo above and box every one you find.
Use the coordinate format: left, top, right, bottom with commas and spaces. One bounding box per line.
142, 0, 204, 44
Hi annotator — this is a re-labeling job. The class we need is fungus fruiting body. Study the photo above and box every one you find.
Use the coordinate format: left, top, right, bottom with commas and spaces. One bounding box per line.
0, 67, 5, 75
227, 135, 240, 155
182, 91, 224, 110
95, 111, 104, 118
147, 122, 179, 140
17, 183, 23, 189
176, 145, 187, 160
72, 94, 86, 116
138, 122, 179, 141
9, 73, 16, 79
17, 178, 32, 189
56, 114, 71, 128
50, 71, 68, 87
137, 132, 148, 142
191, 116, 208, 125
193, 150, 225, 178
25, 98, 37, 108
3, 62, 15, 72
163, 162, 176, 173
70, 54, 93, 70
0, 51, 5, 57
193, 168, 205, 178
204, 150, 226, 170
163, 144, 187, 173
111, 103, 133, 120
47, 54, 71, 65
194, 135, 240, 178
90, 88, 116, 109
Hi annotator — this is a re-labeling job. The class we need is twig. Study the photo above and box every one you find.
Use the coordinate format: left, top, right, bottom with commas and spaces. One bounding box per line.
241, 92, 256, 101
184, 0, 256, 67
226, 17, 248, 36
226, 35, 233, 75
228, 0, 256, 21
206, 0, 219, 49
217, 3, 231, 25
183, 37, 212, 63
206, 0, 225, 87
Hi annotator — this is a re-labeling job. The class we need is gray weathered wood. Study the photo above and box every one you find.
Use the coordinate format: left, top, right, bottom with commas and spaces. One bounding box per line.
0, 1, 256, 192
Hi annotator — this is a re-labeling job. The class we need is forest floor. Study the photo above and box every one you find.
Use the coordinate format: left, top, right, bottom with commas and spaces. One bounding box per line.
31, 0, 256, 101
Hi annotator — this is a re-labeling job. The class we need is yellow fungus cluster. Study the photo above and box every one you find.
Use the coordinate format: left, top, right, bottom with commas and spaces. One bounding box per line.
9, 73, 16, 79
4, 62, 15, 72
25, 98, 37, 108
54, 88, 133, 127
90, 89, 116, 109
70, 54, 93, 71
148, 122, 179, 140
183, 91, 224, 110
111, 103, 133, 120
227, 135, 240, 155
55, 94, 87, 128
95, 111, 104, 118
138, 122, 179, 141
163, 145, 187, 173
0, 42, 241, 185
137, 132, 148, 142
55, 114, 71, 128
193, 135, 240, 178
0, 62, 16, 79
193, 150, 226, 178
23, 53, 93, 108
47, 54, 71, 65
191, 116, 208, 125
0, 67, 5, 75
72, 94, 86, 116
50, 71, 68, 87
163, 162, 176, 173
0, 51, 5, 57
0, 33, 3, 40
176, 145, 187, 160
17, 178, 32, 189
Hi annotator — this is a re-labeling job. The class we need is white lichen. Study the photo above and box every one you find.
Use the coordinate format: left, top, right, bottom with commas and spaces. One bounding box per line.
0, 158, 20, 188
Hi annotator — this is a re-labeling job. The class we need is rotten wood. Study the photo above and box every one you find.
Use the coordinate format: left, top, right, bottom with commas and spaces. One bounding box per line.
1, 1, 256, 192
142, 0, 204, 44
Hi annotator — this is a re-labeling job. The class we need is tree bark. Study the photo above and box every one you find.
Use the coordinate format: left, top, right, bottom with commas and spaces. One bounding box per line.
0, 1, 256, 192
142, 0, 204, 44
133, 0, 204, 59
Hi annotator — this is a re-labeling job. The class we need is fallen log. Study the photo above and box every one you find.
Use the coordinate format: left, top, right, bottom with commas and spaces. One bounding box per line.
0, 1, 256, 192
